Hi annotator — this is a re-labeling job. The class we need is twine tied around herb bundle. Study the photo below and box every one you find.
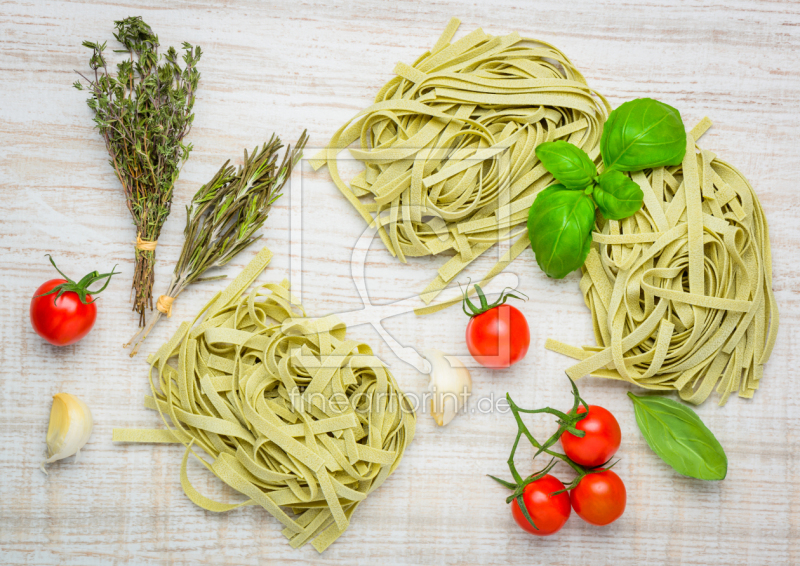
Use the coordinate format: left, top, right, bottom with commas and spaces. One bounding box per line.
134, 234, 158, 252
155, 295, 174, 317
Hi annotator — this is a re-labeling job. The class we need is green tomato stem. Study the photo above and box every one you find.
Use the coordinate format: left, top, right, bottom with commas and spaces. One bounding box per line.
35, 255, 119, 305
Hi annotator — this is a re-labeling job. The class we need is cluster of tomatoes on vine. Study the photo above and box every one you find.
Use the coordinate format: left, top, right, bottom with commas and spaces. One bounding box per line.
491, 379, 627, 535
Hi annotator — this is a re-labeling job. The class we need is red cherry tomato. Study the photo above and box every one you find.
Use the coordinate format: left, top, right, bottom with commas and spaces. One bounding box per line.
511, 474, 571, 536
560, 405, 621, 468
466, 304, 530, 368
29, 256, 117, 346
462, 286, 530, 369
570, 470, 626, 526
31, 279, 97, 346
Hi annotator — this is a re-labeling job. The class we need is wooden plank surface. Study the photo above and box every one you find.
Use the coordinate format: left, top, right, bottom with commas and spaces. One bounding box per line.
1, 1, 799, 564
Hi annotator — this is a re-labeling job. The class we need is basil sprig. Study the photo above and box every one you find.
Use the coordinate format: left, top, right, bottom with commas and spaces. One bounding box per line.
629, 393, 727, 481
527, 98, 686, 278
601, 99, 686, 170
535, 140, 597, 189
594, 170, 642, 220
526, 185, 596, 279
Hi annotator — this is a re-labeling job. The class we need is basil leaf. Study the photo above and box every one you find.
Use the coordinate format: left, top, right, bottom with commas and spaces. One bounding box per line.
628, 393, 727, 480
594, 170, 643, 220
535, 141, 597, 190
527, 184, 595, 279
601, 98, 687, 171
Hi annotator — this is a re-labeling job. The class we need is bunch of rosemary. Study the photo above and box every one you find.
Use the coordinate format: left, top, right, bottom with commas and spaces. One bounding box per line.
126, 131, 308, 355
75, 16, 201, 325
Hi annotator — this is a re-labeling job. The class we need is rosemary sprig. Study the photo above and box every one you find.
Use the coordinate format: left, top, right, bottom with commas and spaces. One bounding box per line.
75, 16, 201, 325
125, 131, 308, 355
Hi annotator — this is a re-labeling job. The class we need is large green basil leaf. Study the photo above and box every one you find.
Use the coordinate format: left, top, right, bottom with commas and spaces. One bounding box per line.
601, 98, 686, 171
535, 141, 597, 190
628, 393, 727, 480
594, 170, 643, 220
527, 184, 595, 279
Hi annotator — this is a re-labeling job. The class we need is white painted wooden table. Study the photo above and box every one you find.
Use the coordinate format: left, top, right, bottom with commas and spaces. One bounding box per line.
1, 1, 799, 564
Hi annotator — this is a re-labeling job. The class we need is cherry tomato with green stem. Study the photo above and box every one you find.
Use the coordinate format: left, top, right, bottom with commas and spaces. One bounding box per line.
570, 469, 626, 526
510, 474, 571, 536
30, 255, 118, 346
462, 285, 530, 368
560, 405, 621, 468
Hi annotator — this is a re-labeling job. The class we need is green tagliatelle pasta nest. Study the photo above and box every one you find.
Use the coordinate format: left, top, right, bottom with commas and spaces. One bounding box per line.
547, 119, 779, 405
310, 18, 609, 313
114, 248, 416, 552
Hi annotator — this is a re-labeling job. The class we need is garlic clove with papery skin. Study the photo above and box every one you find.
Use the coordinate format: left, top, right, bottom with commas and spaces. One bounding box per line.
425, 349, 472, 427
41, 393, 94, 474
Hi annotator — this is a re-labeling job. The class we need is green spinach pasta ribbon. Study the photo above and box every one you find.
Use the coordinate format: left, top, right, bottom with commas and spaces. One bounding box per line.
114, 247, 416, 552
547, 120, 779, 405
310, 18, 609, 313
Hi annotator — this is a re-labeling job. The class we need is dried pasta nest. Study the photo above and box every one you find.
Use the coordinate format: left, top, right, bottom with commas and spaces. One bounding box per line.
548, 119, 779, 405
115, 248, 416, 552
310, 18, 609, 313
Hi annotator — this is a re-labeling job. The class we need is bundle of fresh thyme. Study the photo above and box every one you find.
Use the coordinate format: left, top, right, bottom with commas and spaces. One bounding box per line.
75, 16, 201, 325
126, 131, 308, 355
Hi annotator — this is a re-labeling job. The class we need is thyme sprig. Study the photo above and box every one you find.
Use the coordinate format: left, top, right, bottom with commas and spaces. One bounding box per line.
75, 16, 201, 325
126, 131, 308, 356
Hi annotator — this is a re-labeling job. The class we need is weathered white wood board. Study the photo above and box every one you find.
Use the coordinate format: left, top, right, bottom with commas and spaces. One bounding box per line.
1, 1, 799, 564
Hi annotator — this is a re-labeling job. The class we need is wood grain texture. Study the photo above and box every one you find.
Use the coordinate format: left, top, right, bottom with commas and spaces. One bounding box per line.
1, 1, 799, 564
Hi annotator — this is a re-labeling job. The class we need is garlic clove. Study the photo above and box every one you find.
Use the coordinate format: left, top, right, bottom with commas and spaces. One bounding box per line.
42, 393, 93, 474
425, 349, 472, 427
